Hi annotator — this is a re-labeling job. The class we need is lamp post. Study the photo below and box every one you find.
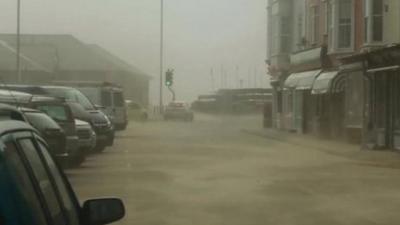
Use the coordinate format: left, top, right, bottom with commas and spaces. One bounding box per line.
159, 0, 164, 112
16, 0, 22, 83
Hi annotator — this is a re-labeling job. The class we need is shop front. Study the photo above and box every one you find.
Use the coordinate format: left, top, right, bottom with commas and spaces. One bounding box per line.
341, 45, 400, 149
311, 70, 346, 138
283, 70, 321, 133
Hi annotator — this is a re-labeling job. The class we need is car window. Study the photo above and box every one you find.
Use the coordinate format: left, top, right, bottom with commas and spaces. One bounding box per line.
25, 112, 61, 131
37, 141, 79, 225
36, 105, 70, 122
78, 87, 101, 105
0, 110, 25, 122
18, 139, 66, 225
113, 92, 124, 107
45, 88, 95, 110
101, 91, 112, 107
1, 141, 47, 225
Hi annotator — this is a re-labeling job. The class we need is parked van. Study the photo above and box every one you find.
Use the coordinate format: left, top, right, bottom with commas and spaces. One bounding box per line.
0, 85, 115, 152
53, 81, 128, 130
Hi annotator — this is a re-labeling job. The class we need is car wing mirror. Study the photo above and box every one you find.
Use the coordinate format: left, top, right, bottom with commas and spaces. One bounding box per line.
81, 198, 125, 225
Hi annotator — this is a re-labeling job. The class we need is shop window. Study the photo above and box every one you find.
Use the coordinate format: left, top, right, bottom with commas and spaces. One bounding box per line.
345, 71, 364, 127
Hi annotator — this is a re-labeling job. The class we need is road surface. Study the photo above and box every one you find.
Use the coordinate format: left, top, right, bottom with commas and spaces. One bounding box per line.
67, 114, 400, 225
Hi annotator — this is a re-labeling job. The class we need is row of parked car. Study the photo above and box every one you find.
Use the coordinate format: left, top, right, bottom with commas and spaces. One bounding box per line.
0, 82, 128, 225
0, 82, 130, 168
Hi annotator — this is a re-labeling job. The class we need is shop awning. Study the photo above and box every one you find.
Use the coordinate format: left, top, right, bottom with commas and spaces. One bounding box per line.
312, 71, 339, 94
284, 70, 321, 90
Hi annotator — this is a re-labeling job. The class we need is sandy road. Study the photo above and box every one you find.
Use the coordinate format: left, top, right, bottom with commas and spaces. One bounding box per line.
67, 114, 400, 225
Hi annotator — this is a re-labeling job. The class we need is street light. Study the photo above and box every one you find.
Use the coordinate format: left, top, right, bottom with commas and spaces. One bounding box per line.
16, 0, 22, 83
159, 0, 164, 112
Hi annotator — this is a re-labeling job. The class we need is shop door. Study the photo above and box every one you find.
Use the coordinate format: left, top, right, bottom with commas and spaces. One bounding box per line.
374, 72, 397, 149
294, 90, 303, 133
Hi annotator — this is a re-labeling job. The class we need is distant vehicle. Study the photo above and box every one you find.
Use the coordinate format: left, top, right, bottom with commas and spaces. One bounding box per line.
53, 81, 128, 130
0, 89, 80, 166
0, 120, 125, 225
125, 100, 148, 121
75, 119, 97, 157
164, 101, 194, 122
0, 85, 115, 152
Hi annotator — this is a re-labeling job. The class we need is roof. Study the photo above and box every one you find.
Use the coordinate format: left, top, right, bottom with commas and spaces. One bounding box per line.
0, 120, 35, 136
0, 34, 151, 78
87, 44, 152, 79
0, 40, 50, 72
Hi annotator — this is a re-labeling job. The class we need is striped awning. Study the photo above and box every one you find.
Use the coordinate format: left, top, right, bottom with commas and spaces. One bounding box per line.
284, 70, 322, 90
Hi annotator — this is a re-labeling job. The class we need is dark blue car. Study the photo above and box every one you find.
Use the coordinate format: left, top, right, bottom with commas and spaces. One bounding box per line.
0, 120, 124, 225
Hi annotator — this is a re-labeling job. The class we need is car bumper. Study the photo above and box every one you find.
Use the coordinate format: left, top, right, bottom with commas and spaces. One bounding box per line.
93, 125, 115, 146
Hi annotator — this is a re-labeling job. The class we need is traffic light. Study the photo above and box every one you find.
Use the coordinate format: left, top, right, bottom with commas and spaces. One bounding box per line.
165, 69, 174, 87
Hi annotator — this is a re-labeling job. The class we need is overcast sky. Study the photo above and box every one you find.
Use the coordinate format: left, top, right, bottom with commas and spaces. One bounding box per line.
0, 0, 269, 104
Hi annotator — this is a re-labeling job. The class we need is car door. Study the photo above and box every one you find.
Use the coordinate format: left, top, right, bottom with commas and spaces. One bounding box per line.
14, 132, 81, 225
0, 134, 48, 225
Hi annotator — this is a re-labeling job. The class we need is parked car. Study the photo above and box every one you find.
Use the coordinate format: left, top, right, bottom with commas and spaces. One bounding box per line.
126, 100, 148, 121
53, 81, 129, 130
0, 103, 70, 166
164, 101, 194, 121
75, 119, 97, 156
0, 89, 81, 166
0, 120, 125, 225
19, 108, 71, 166
0, 85, 115, 152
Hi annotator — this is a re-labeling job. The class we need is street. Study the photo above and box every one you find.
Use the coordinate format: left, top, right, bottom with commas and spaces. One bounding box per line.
68, 114, 400, 225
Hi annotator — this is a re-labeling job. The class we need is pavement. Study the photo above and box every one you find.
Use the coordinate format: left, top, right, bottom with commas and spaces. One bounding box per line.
67, 113, 400, 225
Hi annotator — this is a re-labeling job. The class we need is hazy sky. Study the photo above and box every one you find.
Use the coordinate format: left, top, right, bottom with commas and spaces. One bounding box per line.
0, 0, 269, 104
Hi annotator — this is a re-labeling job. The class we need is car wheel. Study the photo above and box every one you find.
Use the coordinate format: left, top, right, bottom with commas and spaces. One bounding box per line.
69, 154, 86, 167
94, 144, 106, 153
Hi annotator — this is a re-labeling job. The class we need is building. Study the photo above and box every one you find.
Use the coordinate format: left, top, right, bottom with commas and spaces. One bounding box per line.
0, 34, 151, 105
266, 0, 366, 140
340, 0, 400, 149
267, 0, 400, 150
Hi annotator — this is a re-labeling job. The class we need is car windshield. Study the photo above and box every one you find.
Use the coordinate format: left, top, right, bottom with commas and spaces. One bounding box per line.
2, 1, 397, 224
24, 112, 60, 131
44, 88, 95, 110
35, 105, 71, 122
77, 87, 101, 106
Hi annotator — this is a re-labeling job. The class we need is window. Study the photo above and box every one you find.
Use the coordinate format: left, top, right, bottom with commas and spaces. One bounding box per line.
113, 92, 125, 107
364, 0, 383, 43
101, 91, 112, 107
2, 141, 47, 225
327, 0, 354, 51
337, 0, 352, 48
310, 5, 320, 45
36, 105, 70, 122
25, 112, 61, 131
280, 17, 291, 53
18, 139, 66, 225
37, 141, 79, 225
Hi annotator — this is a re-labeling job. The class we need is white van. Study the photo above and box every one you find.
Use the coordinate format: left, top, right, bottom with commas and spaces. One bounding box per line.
53, 81, 128, 130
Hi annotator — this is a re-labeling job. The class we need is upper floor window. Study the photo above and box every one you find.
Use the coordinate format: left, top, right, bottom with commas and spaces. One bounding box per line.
310, 5, 320, 45
327, 0, 354, 52
364, 0, 383, 44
